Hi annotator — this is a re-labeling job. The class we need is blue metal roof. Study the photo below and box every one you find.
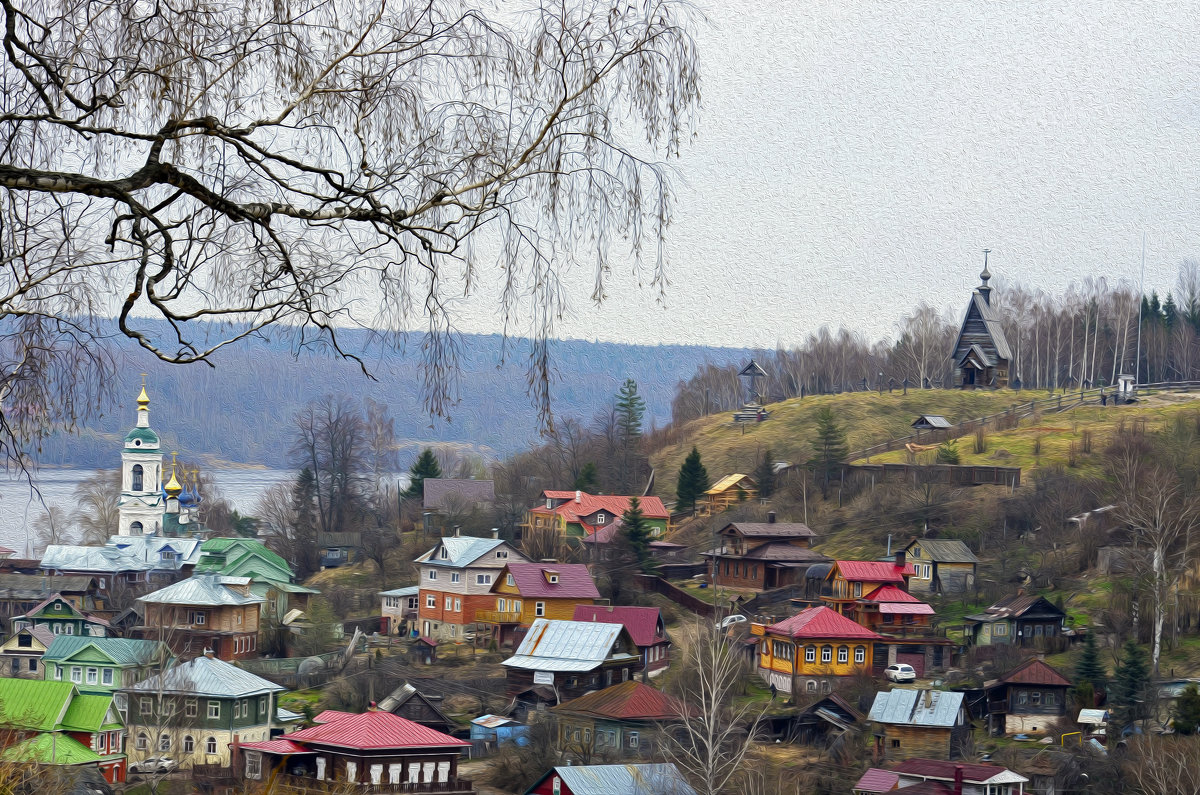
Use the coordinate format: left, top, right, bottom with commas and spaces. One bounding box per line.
529, 764, 697, 795
868, 688, 964, 728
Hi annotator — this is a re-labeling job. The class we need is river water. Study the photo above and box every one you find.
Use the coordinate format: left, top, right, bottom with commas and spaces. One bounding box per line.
0, 468, 295, 554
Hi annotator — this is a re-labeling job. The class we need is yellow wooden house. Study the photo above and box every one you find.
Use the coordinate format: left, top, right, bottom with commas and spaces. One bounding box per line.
754, 606, 884, 696
705, 474, 758, 511
480, 563, 601, 648
822, 558, 915, 615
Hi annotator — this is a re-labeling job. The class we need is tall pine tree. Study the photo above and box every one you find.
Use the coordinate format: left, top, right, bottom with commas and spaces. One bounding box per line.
614, 379, 646, 492
808, 405, 848, 498
402, 448, 442, 501
676, 447, 709, 512
1076, 630, 1108, 693
754, 447, 777, 499
1111, 638, 1150, 732
621, 496, 655, 574
573, 462, 599, 492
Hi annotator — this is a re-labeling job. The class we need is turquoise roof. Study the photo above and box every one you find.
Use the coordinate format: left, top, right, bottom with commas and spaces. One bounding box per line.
43, 636, 167, 666
123, 426, 160, 448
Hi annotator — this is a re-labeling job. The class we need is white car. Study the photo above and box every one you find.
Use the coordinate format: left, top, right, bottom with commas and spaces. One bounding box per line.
129, 757, 179, 775
884, 663, 917, 683
719, 614, 748, 628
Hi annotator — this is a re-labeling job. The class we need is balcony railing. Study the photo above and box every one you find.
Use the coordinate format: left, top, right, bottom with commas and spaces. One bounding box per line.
474, 610, 522, 624
276, 774, 474, 794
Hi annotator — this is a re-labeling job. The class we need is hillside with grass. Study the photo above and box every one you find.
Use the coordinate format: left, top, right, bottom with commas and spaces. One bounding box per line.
648, 388, 1058, 486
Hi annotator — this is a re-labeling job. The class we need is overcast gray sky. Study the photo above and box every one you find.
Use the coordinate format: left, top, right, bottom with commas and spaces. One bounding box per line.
459, 0, 1200, 349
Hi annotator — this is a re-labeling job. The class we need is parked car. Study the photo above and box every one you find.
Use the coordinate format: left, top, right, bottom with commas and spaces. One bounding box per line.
719, 614, 748, 628
884, 663, 917, 683
129, 757, 179, 775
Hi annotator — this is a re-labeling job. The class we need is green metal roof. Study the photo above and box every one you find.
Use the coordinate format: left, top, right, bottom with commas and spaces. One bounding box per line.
123, 426, 160, 448
1, 733, 102, 766
43, 636, 167, 666
0, 679, 75, 730
59, 694, 116, 733
197, 538, 293, 580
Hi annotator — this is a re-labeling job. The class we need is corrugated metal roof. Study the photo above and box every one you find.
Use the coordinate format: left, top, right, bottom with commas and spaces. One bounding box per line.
765, 607, 883, 641
0, 679, 75, 730
415, 536, 517, 568
137, 574, 264, 606
994, 658, 1071, 687
892, 758, 1028, 785
59, 694, 114, 732
911, 415, 952, 429
501, 563, 600, 599
286, 710, 470, 750
379, 586, 420, 597
878, 603, 936, 615
0, 574, 94, 597
572, 605, 665, 647
834, 561, 914, 582
44, 636, 166, 666
863, 585, 923, 604
41, 544, 156, 573
721, 522, 816, 538
552, 681, 685, 721
705, 474, 756, 494
853, 768, 899, 793
868, 689, 964, 728
127, 654, 283, 698
503, 619, 626, 672
472, 714, 520, 729
107, 535, 203, 567
0, 733, 100, 765
537, 764, 697, 795
239, 738, 315, 754
906, 538, 979, 564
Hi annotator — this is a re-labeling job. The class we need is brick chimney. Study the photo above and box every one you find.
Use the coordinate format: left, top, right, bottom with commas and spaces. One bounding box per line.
767, 511, 776, 524
895, 549, 906, 568
575, 490, 582, 504
953, 764, 964, 795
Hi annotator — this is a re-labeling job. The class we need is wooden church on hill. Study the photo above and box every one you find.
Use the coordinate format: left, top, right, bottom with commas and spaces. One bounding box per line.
950, 256, 1012, 389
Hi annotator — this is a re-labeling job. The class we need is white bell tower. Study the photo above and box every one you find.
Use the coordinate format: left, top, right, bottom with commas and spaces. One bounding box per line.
117, 379, 165, 536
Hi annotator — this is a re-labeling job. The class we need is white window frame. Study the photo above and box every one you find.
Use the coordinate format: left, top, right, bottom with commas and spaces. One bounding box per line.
426, 594, 436, 609
450, 573, 460, 583
805, 646, 815, 663
102, 668, 114, 685
86, 667, 98, 684
837, 646, 848, 664
476, 574, 492, 585
206, 736, 217, 755
428, 570, 438, 580
535, 602, 546, 617
71, 666, 82, 683
454, 598, 461, 612
186, 699, 198, 717
184, 735, 195, 753
208, 700, 220, 719
445, 597, 453, 611
139, 698, 152, 716
821, 646, 832, 663
135, 732, 149, 751
854, 646, 866, 664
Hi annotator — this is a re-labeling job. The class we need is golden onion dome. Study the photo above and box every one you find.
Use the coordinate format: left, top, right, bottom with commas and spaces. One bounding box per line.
137, 385, 150, 407
164, 469, 183, 497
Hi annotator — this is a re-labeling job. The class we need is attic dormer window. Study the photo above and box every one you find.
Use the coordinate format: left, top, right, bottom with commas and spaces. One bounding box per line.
439, 548, 448, 560
545, 571, 559, 584
596, 513, 606, 524
506, 574, 515, 586
546, 498, 553, 509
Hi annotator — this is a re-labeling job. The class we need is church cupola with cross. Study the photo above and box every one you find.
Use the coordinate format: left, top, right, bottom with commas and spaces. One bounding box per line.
118, 379, 165, 536
949, 251, 1012, 389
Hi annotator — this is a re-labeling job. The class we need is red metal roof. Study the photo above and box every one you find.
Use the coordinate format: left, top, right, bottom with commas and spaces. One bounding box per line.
238, 739, 314, 754
530, 492, 670, 532
286, 711, 470, 751
890, 759, 1015, 783
552, 680, 686, 721
863, 585, 923, 603
853, 768, 899, 793
501, 563, 600, 599
995, 658, 1072, 687
835, 561, 915, 582
312, 710, 356, 724
878, 603, 936, 615
572, 605, 666, 647
765, 606, 884, 640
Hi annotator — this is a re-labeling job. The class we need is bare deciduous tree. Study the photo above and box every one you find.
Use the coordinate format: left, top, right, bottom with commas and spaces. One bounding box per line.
0, 0, 701, 468
71, 469, 120, 544
662, 621, 766, 795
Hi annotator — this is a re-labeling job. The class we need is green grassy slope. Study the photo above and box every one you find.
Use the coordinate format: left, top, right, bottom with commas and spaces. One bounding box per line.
649, 388, 1056, 491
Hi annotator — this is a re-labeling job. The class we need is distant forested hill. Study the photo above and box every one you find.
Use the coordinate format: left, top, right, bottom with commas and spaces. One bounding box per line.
33, 326, 751, 467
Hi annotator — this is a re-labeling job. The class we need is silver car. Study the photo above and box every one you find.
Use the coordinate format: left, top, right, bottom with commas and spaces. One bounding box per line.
884, 663, 917, 683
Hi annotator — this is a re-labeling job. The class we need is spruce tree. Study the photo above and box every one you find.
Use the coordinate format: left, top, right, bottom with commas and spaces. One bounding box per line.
621, 496, 654, 573
402, 448, 442, 500
1075, 630, 1108, 696
1112, 638, 1150, 732
1175, 684, 1200, 735
676, 447, 709, 511
614, 379, 647, 492
754, 447, 777, 499
573, 462, 599, 492
807, 405, 848, 498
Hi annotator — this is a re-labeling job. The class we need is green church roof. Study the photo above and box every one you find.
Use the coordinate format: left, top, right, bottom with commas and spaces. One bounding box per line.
124, 426, 160, 448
